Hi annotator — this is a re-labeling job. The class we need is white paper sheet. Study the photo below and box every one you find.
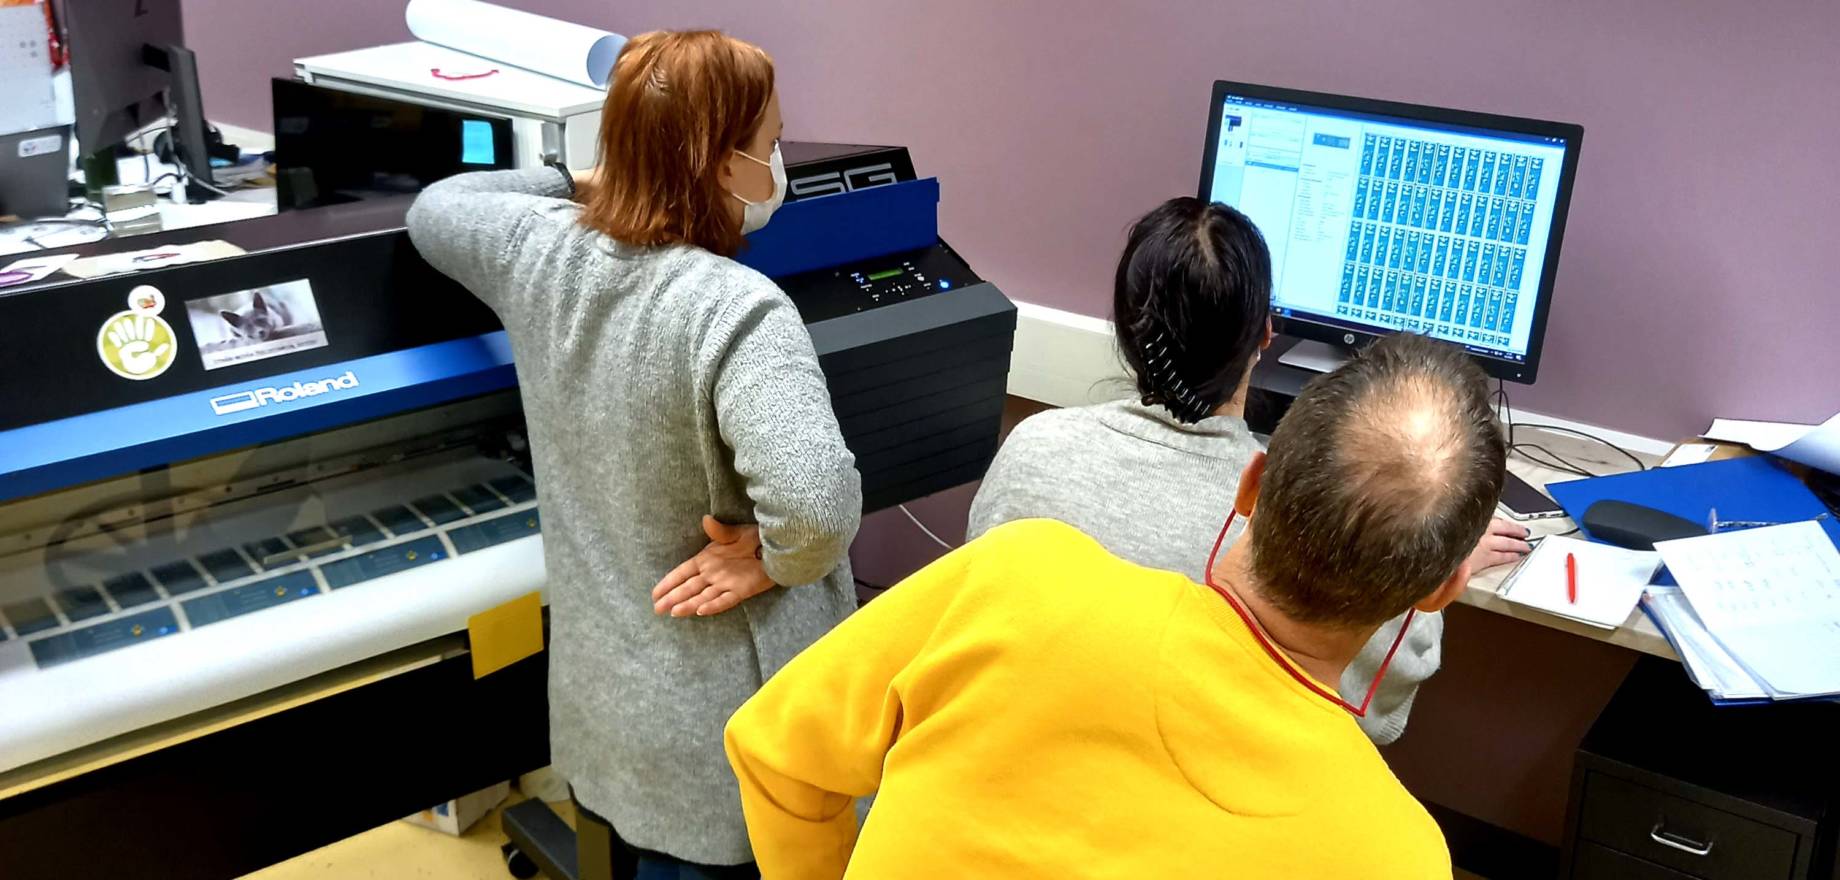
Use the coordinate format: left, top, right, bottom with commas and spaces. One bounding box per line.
1498, 535, 1662, 629
1656, 522, 1840, 697
1705, 417, 1812, 450
405, 0, 626, 88
1705, 414, 1840, 476
1660, 443, 1718, 468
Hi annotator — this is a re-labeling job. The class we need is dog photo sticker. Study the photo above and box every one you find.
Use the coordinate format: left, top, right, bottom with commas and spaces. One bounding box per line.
183, 279, 330, 371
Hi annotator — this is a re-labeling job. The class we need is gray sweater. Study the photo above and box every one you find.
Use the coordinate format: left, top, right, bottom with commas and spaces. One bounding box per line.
966, 398, 1441, 745
407, 169, 861, 864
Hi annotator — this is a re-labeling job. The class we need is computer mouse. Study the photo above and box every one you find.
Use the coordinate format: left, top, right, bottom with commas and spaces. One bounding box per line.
1582, 500, 1709, 550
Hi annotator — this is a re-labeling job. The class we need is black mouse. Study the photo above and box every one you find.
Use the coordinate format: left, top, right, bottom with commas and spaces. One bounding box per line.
1582, 500, 1709, 550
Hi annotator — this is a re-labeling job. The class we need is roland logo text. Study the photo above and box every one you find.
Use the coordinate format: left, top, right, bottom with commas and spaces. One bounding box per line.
210, 371, 360, 416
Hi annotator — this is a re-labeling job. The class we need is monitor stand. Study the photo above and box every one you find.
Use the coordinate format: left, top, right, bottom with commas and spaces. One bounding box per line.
144, 43, 222, 203
1276, 339, 1353, 374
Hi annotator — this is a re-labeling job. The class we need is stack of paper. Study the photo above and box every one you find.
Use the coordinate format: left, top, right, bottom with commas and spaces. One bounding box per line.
1640, 587, 1771, 702
1651, 521, 1840, 701
1498, 535, 1663, 628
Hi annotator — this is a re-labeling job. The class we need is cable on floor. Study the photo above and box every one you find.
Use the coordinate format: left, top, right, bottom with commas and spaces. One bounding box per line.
898, 503, 957, 551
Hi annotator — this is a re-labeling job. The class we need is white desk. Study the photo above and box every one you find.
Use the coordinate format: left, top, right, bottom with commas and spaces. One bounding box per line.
1462, 429, 1675, 659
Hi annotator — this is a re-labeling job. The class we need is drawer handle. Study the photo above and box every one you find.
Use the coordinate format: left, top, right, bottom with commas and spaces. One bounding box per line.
1650, 822, 1714, 857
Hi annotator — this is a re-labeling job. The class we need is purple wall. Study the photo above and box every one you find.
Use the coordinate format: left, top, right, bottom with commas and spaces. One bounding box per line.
183, 0, 1840, 441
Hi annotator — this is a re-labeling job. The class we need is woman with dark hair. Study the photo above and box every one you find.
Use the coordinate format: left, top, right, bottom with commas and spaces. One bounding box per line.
407, 31, 856, 877
968, 197, 1528, 743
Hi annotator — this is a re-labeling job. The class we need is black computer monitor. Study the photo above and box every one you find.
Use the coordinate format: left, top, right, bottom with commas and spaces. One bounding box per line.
56, 0, 217, 195
1199, 81, 1583, 383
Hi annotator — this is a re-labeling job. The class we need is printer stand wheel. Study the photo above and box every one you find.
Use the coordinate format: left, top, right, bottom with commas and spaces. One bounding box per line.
503, 842, 541, 879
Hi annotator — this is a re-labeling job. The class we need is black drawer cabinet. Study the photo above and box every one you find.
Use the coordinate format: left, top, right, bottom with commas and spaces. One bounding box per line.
1561, 658, 1840, 880
1575, 842, 1698, 880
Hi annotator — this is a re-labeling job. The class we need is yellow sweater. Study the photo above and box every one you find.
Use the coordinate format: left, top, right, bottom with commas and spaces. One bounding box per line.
725, 519, 1450, 879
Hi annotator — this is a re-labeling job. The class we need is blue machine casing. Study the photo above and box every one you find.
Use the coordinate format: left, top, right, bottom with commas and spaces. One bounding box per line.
738, 179, 939, 278
0, 173, 989, 508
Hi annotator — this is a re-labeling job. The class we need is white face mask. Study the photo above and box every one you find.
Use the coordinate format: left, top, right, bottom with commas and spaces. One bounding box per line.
730, 142, 786, 235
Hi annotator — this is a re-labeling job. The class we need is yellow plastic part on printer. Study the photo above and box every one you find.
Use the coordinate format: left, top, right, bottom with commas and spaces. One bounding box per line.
467, 591, 543, 679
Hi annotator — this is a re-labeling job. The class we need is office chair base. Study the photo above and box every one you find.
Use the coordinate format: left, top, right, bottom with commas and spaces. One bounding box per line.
501, 799, 583, 880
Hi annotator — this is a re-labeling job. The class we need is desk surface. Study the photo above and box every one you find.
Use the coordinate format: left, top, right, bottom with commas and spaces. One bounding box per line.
1464, 431, 1675, 659
0, 152, 278, 258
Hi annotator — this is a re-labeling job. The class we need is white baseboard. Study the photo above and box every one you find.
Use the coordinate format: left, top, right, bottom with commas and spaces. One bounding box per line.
1005, 301, 1135, 408
1004, 300, 1673, 457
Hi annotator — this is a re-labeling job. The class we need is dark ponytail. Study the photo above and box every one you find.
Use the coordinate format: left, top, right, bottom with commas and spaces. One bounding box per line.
1112, 198, 1272, 424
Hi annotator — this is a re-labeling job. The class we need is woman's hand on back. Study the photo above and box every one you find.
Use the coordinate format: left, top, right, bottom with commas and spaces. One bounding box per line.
651, 516, 776, 617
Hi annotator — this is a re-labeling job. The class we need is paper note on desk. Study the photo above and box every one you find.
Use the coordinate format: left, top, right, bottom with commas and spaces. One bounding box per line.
1655, 521, 1840, 697
62, 241, 247, 280
1499, 535, 1662, 628
0, 253, 78, 288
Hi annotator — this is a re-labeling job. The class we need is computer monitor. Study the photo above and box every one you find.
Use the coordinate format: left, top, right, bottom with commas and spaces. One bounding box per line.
56, 0, 218, 196
1199, 81, 1582, 383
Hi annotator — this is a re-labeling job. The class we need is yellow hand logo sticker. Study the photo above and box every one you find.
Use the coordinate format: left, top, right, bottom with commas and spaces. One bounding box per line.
97, 312, 177, 380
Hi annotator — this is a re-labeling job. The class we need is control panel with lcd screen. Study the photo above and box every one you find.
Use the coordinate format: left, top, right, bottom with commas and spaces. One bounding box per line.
778, 243, 979, 324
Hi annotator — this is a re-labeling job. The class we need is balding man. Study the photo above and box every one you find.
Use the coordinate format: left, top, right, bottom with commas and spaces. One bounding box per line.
724, 333, 1505, 879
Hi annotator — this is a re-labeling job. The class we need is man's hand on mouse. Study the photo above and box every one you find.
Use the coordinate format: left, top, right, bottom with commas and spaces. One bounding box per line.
1468, 517, 1534, 572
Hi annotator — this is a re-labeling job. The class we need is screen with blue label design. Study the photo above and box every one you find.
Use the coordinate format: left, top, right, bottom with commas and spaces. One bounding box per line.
460, 119, 496, 166
1205, 94, 1570, 363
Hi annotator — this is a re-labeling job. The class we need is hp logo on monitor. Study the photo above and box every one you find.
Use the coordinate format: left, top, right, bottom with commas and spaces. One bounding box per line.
1343, 333, 1357, 345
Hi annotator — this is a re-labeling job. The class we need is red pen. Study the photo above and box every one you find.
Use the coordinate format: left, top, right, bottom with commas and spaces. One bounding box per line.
1565, 552, 1578, 605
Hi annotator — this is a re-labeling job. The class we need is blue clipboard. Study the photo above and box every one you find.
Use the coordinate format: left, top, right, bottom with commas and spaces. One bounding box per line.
1546, 456, 1840, 548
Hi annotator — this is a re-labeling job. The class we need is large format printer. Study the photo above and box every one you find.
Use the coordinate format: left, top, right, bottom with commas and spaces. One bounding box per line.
0, 142, 1013, 876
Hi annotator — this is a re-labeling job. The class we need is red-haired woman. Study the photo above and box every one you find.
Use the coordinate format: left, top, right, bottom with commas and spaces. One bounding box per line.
409, 30, 857, 878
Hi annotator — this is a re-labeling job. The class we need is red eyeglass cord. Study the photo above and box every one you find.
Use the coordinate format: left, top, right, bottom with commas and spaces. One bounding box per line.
1202, 510, 1415, 718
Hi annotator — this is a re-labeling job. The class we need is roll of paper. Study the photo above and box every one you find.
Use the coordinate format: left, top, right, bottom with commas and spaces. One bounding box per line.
405, 0, 626, 88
